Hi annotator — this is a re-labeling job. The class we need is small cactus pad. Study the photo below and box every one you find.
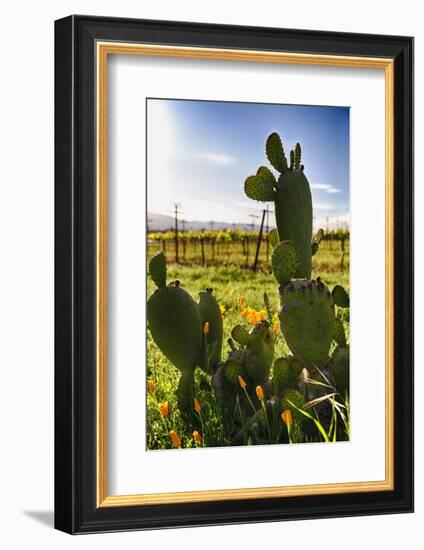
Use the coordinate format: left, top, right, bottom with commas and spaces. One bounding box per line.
332, 285, 350, 308
311, 228, 324, 256
281, 389, 305, 422
272, 356, 302, 395
274, 170, 313, 278
148, 251, 167, 288
244, 174, 276, 202
198, 288, 224, 372
263, 292, 272, 322
147, 285, 202, 374
329, 346, 350, 396
269, 228, 280, 249
244, 321, 275, 383
256, 165, 277, 186
231, 325, 251, 346
294, 143, 302, 170
279, 278, 335, 369
266, 132, 288, 173
271, 241, 300, 284
224, 349, 247, 388
333, 317, 347, 348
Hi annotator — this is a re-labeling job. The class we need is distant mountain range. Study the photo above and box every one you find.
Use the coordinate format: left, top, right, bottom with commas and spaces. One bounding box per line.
147, 212, 256, 232
147, 212, 349, 232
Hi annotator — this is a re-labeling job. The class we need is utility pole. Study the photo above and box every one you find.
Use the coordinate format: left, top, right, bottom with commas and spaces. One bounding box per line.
265, 205, 270, 266
253, 209, 266, 272
174, 203, 180, 264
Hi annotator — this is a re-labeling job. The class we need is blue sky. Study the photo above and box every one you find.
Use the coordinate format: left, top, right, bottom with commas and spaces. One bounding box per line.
147, 99, 349, 229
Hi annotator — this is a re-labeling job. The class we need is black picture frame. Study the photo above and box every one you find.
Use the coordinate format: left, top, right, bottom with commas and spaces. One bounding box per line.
55, 15, 414, 534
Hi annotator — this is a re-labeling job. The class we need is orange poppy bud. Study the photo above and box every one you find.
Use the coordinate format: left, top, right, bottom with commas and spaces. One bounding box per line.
281, 409, 293, 428
194, 397, 201, 413
256, 385, 264, 401
159, 401, 169, 417
238, 375, 247, 389
147, 379, 157, 394
273, 319, 280, 334
203, 322, 209, 334
170, 430, 181, 448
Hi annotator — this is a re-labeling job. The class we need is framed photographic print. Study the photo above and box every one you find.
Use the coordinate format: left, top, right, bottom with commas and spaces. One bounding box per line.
54, 15, 414, 534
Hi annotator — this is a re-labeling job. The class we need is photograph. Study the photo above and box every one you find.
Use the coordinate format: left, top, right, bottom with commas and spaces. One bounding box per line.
146, 98, 351, 450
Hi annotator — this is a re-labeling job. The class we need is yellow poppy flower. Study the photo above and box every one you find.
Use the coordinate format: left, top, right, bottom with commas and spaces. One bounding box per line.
257, 310, 266, 321
273, 319, 280, 334
192, 430, 202, 443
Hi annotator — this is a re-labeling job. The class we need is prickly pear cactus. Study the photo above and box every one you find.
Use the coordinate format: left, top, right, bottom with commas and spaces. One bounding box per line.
147, 252, 202, 411
244, 132, 314, 278
198, 288, 223, 373
278, 278, 335, 370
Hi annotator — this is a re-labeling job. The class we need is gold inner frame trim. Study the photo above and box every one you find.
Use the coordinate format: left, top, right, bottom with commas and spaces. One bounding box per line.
96, 42, 395, 508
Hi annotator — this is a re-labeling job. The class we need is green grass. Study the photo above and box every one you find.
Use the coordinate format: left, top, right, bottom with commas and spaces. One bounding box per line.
146, 245, 350, 451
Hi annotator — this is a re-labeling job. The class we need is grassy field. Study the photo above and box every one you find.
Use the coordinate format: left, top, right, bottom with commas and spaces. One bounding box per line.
146, 241, 350, 450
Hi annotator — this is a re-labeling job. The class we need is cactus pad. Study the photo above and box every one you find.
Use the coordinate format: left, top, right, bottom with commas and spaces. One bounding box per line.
244, 321, 275, 383
271, 240, 300, 284
332, 285, 350, 308
294, 143, 302, 170
256, 165, 277, 186
329, 346, 350, 396
311, 228, 324, 256
266, 132, 288, 173
333, 317, 347, 348
147, 284, 202, 374
198, 288, 223, 372
244, 174, 276, 202
278, 278, 335, 369
148, 251, 167, 288
231, 324, 251, 346
274, 169, 313, 278
224, 349, 247, 388
269, 228, 280, 249
272, 356, 302, 396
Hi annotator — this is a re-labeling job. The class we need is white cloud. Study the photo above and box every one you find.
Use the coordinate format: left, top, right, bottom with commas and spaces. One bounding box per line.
311, 182, 342, 194
311, 183, 332, 190
314, 203, 335, 210
197, 152, 237, 165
